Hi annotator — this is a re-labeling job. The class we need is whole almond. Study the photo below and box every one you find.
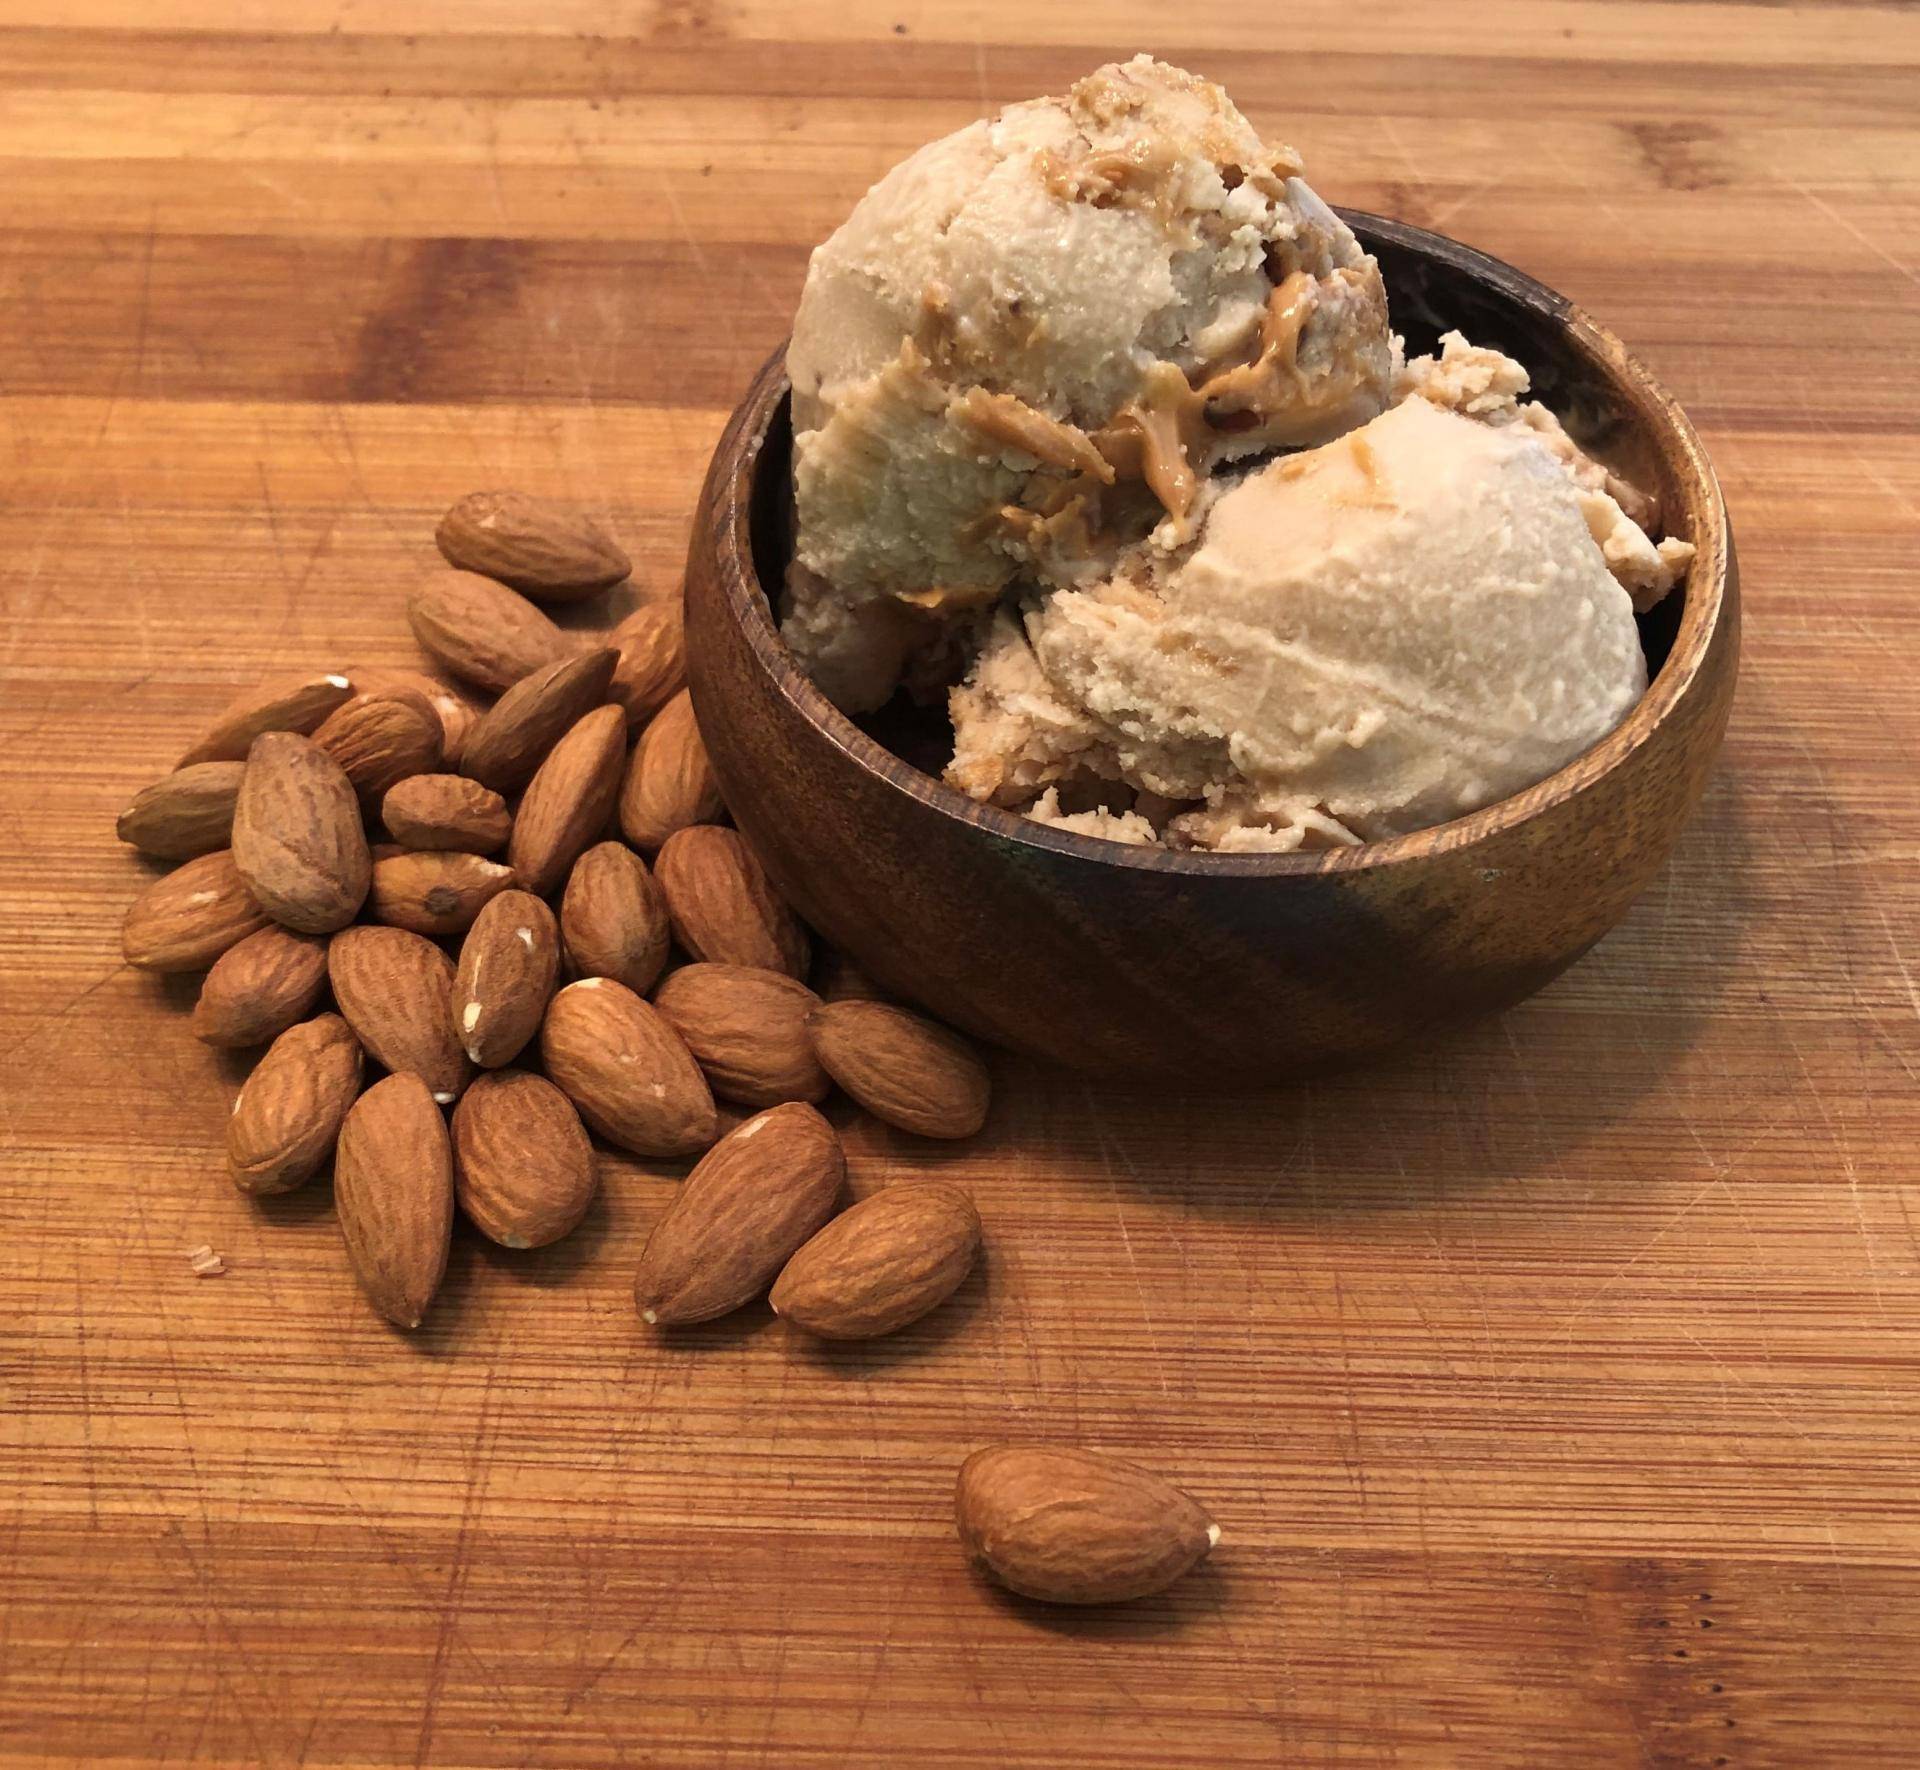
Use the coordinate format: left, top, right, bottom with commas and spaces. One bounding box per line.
807, 1000, 990, 1139
381, 773, 510, 853
452, 889, 560, 1069
655, 826, 808, 978
631, 1102, 844, 1326
334, 1073, 454, 1330
226, 1012, 363, 1195
312, 688, 444, 801
408, 570, 572, 694
230, 732, 371, 935
954, 1447, 1219, 1606
116, 761, 246, 859
653, 963, 828, 1108
451, 1070, 595, 1248
617, 689, 723, 852
559, 841, 670, 995
328, 925, 472, 1104
193, 926, 329, 1047
459, 647, 618, 794
770, 1182, 980, 1339
540, 978, 715, 1157
606, 601, 686, 729
370, 850, 516, 937
177, 670, 354, 768
122, 849, 271, 972
507, 704, 627, 897
349, 667, 482, 768
436, 490, 631, 603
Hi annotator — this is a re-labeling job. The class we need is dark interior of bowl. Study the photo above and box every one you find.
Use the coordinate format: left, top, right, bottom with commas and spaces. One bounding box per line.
747, 213, 1690, 780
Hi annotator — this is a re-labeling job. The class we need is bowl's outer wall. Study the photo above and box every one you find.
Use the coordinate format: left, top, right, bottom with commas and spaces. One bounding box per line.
684, 221, 1739, 1079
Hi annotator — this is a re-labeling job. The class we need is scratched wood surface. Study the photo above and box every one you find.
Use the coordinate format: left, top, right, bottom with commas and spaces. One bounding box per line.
2, 4, 1918, 1765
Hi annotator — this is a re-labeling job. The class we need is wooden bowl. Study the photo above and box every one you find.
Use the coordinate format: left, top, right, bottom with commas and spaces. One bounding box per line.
684, 214, 1739, 1080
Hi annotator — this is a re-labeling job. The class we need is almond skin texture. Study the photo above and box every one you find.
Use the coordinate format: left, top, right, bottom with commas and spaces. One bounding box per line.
606, 601, 686, 729
655, 826, 809, 978
436, 490, 631, 603
451, 1070, 595, 1248
540, 978, 715, 1157
327, 925, 472, 1104
954, 1447, 1219, 1606
507, 704, 627, 897
333, 1073, 454, 1330
349, 667, 482, 768
559, 841, 670, 995
770, 1182, 980, 1339
226, 1012, 363, 1195
632, 1103, 844, 1326
122, 848, 272, 972
193, 926, 330, 1048
177, 670, 355, 768
369, 850, 517, 937
452, 889, 560, 1069
617, 689, 723, 852
116, 761, 246, 859
311, 688, 444, 802
653, 963, 829, 1108
807, 1000, 990, 1139
408, 570, 573, 694
381, 773, 510, 854
230, 731, 372, 935
459, 647, 618, 793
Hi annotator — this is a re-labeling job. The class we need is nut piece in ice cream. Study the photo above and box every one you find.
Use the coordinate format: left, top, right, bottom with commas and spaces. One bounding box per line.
782, 55, 1394, 712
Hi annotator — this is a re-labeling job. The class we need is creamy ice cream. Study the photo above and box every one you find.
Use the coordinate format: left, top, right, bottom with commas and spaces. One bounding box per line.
780, 59, 1696, 852
947, 396, 1656, 851
783, 55, 1394, 711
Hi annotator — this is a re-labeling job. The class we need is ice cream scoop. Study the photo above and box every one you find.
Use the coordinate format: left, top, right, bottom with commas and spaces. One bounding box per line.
782, 55, 1395, 711
947, 396, 1654, 851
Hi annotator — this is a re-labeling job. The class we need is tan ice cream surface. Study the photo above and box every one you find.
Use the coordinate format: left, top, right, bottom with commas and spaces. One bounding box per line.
947, 397, 1652, 852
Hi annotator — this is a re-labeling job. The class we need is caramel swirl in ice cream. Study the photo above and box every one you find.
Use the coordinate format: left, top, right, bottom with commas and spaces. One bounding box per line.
955, 389, 1116, 482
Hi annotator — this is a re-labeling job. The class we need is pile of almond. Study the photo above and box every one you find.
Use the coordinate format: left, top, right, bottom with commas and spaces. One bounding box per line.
115, 490, 1217, 1607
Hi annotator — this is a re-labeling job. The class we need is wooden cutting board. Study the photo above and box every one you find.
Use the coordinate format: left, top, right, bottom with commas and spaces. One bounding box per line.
4, 5, 1918, 1764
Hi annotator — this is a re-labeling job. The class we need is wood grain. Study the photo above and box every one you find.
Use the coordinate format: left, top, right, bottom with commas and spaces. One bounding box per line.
3, 6, 1918, 1765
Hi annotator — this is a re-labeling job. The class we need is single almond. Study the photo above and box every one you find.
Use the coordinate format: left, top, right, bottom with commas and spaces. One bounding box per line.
116, 761, 246, 859
459, 647, 618, 793
333, 1073, 454, 1330
770, 1182, 980, 1339
606, 601, 686, 729
226, 1012, 363, 1195
807, 1000, 990, 1139
617, 688, 723, 852
177, 670, 354, 768
381, 773, 511, 853
328, 924, 472, 1104
231, 732, 371, 934
507, 704, 627, 897
408, 570, 573, 694
193, 925, 330, 1047
653, 963, 828, 1108
452, 889, 560, 1069
451, 1069, 595, 1248
349, 667, 482, 768
655, 825, 808, 978
370, 850, 517, 937
559, 841, 670, 995
540, 978, 715, 1157
122, 849, 271, 972
631, 1102, 844, 1326
311, 688, 444, 802
436, 490, 631, 603
954, 1447, 1219, 1606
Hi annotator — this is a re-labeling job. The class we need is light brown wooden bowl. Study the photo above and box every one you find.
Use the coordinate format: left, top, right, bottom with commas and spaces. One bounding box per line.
684, 214, 1738, 1080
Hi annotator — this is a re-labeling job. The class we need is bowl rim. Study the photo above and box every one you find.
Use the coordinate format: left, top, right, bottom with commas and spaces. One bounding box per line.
702, 210, 1734, 879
